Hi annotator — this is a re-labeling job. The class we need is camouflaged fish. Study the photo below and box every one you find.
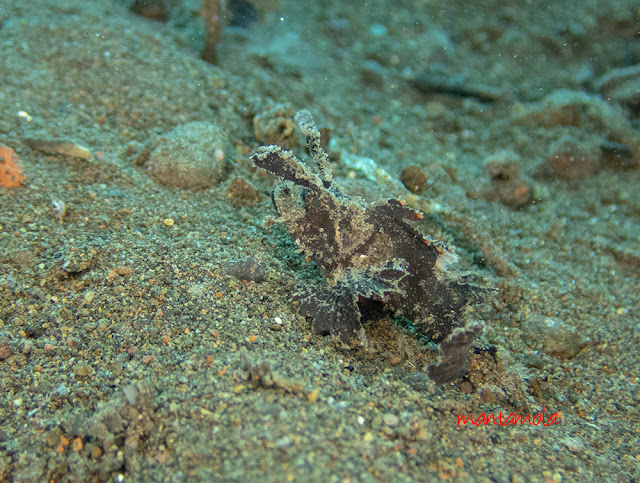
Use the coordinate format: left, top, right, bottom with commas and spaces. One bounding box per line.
251, 110, 488, 384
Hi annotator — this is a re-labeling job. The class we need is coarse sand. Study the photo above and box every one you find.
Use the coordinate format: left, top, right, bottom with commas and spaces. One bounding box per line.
1, 0, 639, 480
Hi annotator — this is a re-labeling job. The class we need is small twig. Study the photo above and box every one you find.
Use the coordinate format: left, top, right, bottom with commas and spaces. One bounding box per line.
201, 0, 226, 64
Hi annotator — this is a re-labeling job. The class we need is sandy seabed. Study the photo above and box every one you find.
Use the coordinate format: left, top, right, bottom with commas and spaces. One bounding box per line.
1, 0, 639, 481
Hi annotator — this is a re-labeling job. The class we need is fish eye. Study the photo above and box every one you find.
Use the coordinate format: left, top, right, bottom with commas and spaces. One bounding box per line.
307, 195, 322, 208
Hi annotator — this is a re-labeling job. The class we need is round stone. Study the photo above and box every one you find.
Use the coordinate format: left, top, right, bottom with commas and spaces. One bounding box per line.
147, 122, 230, 190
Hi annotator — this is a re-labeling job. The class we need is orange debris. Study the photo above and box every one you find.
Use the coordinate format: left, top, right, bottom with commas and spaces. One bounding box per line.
0, 145, 26, 188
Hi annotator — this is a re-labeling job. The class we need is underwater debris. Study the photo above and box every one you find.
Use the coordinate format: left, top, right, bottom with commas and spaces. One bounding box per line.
406, 71, 506, 103
24, 138, 91, 160
202, 0, 225, 63
484, 156, 532, 209
50, 198, 67, 223
128, 0, 170, 22
251, 110, 489, 383
0, 145, 26, 188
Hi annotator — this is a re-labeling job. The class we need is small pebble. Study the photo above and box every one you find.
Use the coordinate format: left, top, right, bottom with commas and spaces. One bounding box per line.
83, 291, 95, 305
383, 413, 399, 427
369, 23, 388, 37
74, 364, 92, 379
523, 353, 545, 370
563, 436, 585, 453
307, 389, 319, 403
72, 437, 83, 452
0, 342, 12, 360
275, 436, 293, 450
399, 165, 428, 194
56, 384, 69, 397
223, 257, 266, 282
123, 383, 137, 405
402, 372, 432, 392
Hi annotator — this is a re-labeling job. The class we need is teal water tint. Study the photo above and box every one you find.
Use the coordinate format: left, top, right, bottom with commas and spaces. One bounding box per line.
0, 0, 638, 480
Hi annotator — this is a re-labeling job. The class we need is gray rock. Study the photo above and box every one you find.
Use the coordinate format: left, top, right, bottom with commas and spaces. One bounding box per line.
223, 257, 266, 282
